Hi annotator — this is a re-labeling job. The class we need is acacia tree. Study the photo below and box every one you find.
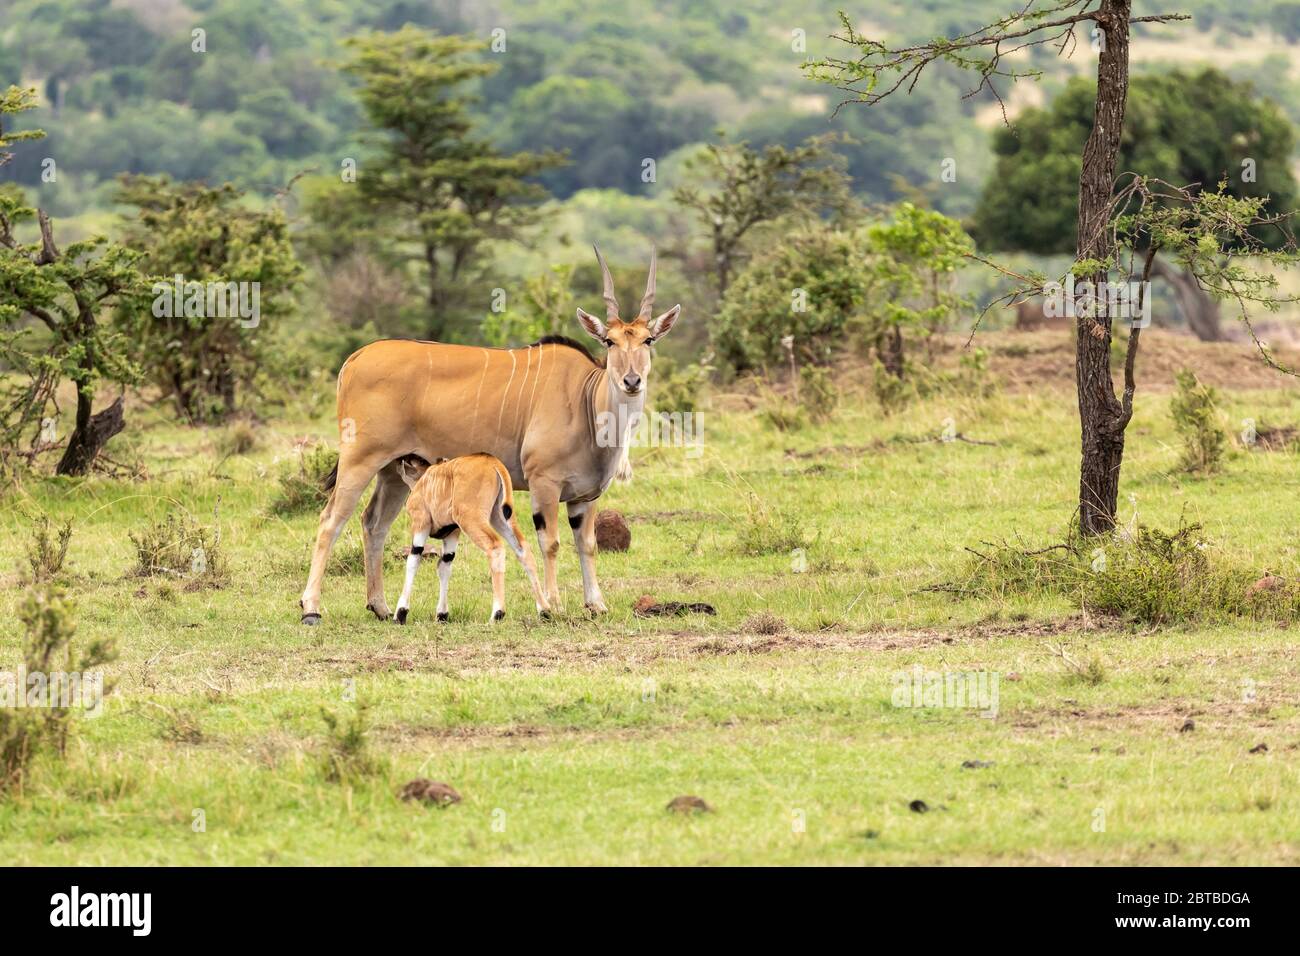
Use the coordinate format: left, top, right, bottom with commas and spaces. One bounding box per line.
1, 87, 146, 476
114, 175, 303, 423
339, 27, 563, 339
865, 202, 973, 378
807, 1, 1296, 535
972, 68, 1297, 341
672, 133, 854, 298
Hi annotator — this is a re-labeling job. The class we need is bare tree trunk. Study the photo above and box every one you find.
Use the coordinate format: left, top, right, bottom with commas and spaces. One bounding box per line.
880, 325, 905, 378
1150, 255, 1223, 341
57, 395, 125, 476
1074, 0, 1132, 536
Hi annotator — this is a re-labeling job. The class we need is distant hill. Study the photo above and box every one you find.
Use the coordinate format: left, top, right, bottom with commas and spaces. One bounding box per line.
2, 0, 1298, 217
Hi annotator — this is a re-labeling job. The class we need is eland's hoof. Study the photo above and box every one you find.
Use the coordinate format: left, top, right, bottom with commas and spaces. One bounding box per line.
437, 612, 449, 623
366, 603, 388, 622
539, 609, 552, 621
492, 609, 505, 622
394, 608, 408, 625
301, 612, 322, 626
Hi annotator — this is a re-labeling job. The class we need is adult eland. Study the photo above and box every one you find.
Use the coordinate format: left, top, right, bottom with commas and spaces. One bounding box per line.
299, 247, 681, 623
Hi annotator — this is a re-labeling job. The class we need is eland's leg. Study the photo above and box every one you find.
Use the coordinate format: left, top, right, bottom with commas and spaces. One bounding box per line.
567, 502, 607, 614
434, 530, 460, 622
393, 527, 428, 625
463, 522, 507, 622
300, 455, 380, 623
490, 503, 550, 617
528, 482, 563, 609
360, 462, 410, 620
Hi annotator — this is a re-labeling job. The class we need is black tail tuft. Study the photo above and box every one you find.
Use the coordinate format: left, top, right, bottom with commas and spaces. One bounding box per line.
503, 503, 513, 520
323, 462, 338, 493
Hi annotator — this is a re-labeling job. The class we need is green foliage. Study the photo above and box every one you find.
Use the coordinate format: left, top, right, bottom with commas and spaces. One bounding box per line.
862, 202, 973, 372
650, 354, 709, 416
798, 365, 838, 423
958, 519, 1293, 626
24, 513, 72, 584
972, 68, 1297, 253
269, 445, 338, 516
733, 492, 807, 556
217, 420, 261, 458
129, 511, 227, 586
714, 204, 973, 374
2, 584, 116, 794
114, 176, 303, 424
758, 390, 808, 432
482, 264, 575, 346
1170, 369, 1228, 474
714, 225, 875, 369
0, 86, 43, 167
319, 699, 382, 783
673, 133, 854, 296
0, 95, 148, 474
340, 26, 563, 339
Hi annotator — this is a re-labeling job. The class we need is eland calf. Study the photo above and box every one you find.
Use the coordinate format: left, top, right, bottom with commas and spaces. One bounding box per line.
392, 454, 549, 624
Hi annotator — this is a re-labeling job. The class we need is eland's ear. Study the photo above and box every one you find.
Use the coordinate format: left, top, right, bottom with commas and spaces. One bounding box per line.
647, 304, 681, 341
576, 307, 608, 342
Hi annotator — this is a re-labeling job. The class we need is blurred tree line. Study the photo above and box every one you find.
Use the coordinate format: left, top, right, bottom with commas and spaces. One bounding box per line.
2, 3, 1300, 478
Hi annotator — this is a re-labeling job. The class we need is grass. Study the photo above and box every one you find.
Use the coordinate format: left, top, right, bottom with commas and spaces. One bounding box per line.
1, 370, 1298, 864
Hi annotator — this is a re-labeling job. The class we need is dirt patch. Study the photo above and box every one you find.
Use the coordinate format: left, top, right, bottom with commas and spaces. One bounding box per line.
960, 328, 1300, 394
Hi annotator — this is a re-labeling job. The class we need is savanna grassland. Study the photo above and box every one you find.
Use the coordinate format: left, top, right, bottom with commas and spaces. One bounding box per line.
1, 329, 1298, 865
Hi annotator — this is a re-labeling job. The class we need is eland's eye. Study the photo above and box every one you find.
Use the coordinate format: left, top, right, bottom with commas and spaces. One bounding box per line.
602, 338, 614, 348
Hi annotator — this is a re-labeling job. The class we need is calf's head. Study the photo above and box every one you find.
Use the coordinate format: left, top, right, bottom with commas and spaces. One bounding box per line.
576, 246, 681, 397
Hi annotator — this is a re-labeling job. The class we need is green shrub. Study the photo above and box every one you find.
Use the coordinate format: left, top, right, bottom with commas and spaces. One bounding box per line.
799, 365, 838, 422
714, 226, 875, 369
956, 518, 1294, 626
25, 514, 72, 584
218, 420, 261, 457
758, 391, 807, 432
129, 510, 227, 586
1170, 369, 1227, 473
320, 699, 383, 783
2, 585, 116, 794
733, 492, 807, 556
652, 355, 708, 415
269, 444, 338, 516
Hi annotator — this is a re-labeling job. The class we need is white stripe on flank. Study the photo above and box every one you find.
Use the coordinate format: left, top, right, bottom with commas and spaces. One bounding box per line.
529, 344, 543, 410
497, 349, 518, 432
470, 349, 489, 442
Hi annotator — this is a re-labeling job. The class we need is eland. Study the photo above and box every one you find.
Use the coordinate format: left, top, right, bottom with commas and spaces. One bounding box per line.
299, 247, 681, 623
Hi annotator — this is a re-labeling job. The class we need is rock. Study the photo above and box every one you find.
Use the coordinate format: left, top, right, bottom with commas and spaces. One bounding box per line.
399, 779, 461, 807
908, 799, 929, 813
595, 510, 631, 551
961, 759, 994, 769
1179, 718, 1195, 733
667, 795, 712, 814
1249, 742, 1269, 754
633, 597, 716, 617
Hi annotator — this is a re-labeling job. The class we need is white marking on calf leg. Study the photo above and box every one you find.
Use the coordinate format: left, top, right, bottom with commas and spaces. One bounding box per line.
436, 531, 459, 622
394, 530, 428, 624
489, 545, 507, 621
